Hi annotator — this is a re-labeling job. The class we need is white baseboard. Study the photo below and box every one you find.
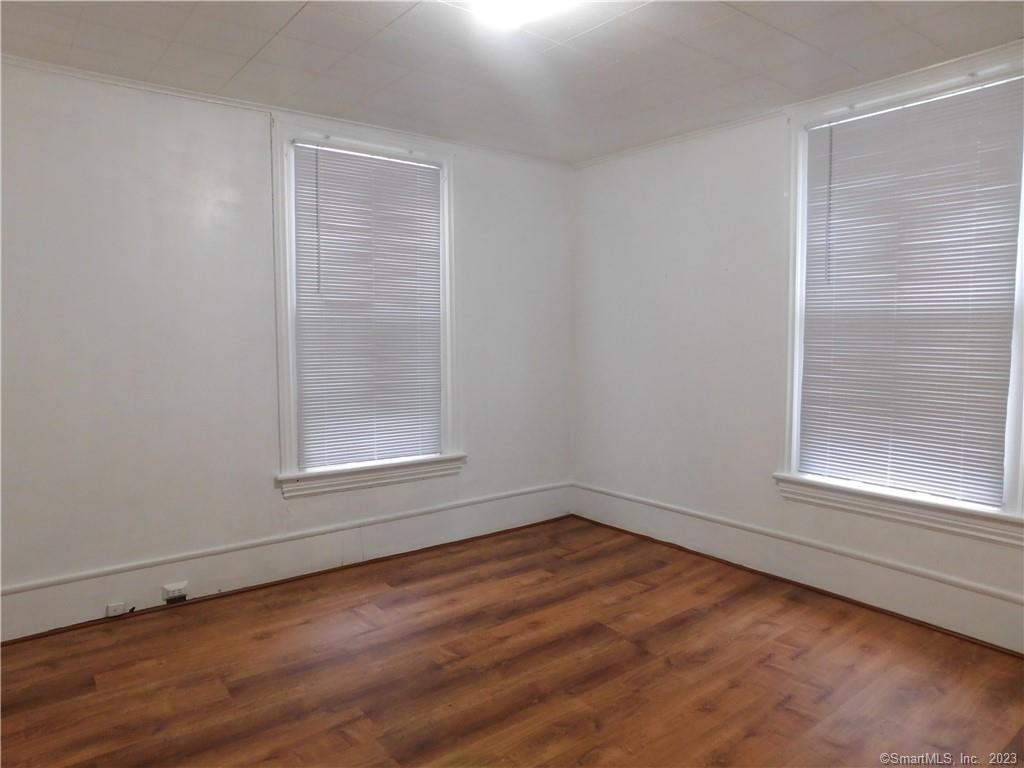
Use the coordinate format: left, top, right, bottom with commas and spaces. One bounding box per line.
573, 483, 1024, 653
6, 481, 1020, 652
0, 483, 573, 641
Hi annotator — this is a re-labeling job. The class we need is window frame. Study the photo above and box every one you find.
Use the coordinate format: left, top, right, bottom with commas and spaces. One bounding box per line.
776, 49, 1024, 541
271, 115, 463, 498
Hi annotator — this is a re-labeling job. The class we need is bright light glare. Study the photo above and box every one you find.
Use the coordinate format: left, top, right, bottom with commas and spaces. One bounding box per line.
467, 0, 581, 30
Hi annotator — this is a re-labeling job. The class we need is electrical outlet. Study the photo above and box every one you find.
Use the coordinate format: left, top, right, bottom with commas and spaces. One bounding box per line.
162, 581, 188, 603
106, 602, 127, 617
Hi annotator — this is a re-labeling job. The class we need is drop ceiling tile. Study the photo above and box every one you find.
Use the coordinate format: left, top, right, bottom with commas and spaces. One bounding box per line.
628, 1, 739, 40
5, 0, 1022, 165
937, 24, 1023, 58
40, 2, 85, 20
325, 53, 411, 97
449, 50, 541, 93
677, 11, 782, 57
712, 98, 784, 124
612, 39, 747, 87
255, 35, 348, 74
1, 2, 78, 46
527, 43, 609, 89
319, 64, 411, 109
709, 25, 812, 70
843, 45, 949, 82
833, 26, 946, 75
728, 2, 854, 33
276, 4, 381, 50
77, 2, 194, 41
764, 53, 857, 92
340, 97, 416, 130
643, 75, 716, 108
222, 58, 312, 97
397, 98, 521, 145
350, 27, 443, 69
565, 14, 678, 62
719, 32, 857, 90
789, 68, 873, 99
65, 45, 157, 80
74, 21, 171, 64
353, 27, 482, 85
666, 75, 785, 116
189, 2, 303, 34
217, 73, 282, 106
648, 80, 727, 117
787, 4, 899, 52
396, 16, 563, 89
372, 102, 448, 137
272, 86, 344, 116
872, 2, 965, 26
523, 1, 644, 43
147, 42, 247, 92
380, 0, 475, 42
0, 30, 70, 64
146, 63, 231, 93
327, 1, 416, 29
387, 1, 551, 54
570, 82, 660, 121
369, 71, 504, 119
475, 42, 565, 89
356, 77, 436, 123
2, 1, 83, 24
175, 11, 276, 58
520, 67, 631, 112
380, 110, 465, 145
713, 75, 796, 106
222, 58, 360, 116
906, 2, 1024, 54
155, 39, 248, 73
650, 85, 728, 117
597, 99, 712, 155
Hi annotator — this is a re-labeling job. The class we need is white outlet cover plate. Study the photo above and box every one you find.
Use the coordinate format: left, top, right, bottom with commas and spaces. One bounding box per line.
162, 581, 188, 599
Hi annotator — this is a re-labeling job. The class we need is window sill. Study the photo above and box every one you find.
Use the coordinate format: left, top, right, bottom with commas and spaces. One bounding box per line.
278, 453, 467, 499
773, 472, 1023, 547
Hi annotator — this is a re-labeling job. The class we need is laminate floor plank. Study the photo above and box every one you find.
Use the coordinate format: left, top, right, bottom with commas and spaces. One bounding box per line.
3, 516, 1020, 767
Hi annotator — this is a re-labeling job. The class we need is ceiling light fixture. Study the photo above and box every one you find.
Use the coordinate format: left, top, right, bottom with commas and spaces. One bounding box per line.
466, 0, 581, 30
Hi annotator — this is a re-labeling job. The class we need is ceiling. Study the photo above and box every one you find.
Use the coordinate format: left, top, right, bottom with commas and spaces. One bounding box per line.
2, 1, 1022, 163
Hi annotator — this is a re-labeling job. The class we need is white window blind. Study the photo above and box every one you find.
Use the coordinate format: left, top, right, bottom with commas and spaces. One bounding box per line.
293, 143, 443, 471
799, 78, 1023, 508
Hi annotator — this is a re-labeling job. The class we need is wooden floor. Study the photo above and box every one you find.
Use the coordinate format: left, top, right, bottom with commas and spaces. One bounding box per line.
3, 516, 1022, 767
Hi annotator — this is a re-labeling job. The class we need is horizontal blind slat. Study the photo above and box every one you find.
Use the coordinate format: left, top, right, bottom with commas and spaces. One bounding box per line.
294, 145, 443, 470
799, 78, 1022, 507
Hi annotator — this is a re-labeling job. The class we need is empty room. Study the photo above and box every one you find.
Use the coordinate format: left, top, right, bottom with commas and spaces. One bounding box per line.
1, 0, 1023, 765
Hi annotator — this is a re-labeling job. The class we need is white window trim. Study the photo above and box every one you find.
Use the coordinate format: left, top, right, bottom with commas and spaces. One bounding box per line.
278, 453, 467, 499
777, 43, 1024, 542
271, 114, 462, 497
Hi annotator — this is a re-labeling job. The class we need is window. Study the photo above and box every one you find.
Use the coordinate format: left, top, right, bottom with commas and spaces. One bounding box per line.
274, 125, 463, 497
783, 77, 1023, 519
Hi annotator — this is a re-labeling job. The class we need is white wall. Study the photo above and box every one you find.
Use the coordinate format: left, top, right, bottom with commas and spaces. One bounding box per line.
4, 58, 1022, 651
1, 63, 575, 639
573, 114, 1024, 652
